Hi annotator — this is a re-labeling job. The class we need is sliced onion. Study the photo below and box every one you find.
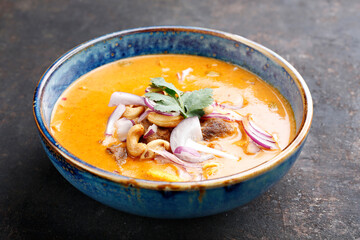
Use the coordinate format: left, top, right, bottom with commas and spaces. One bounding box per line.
154, 156, 202, 181
105, 104, 126, 135
202, 111, 242, 122
174, 146, 201, 156
143, 124, 158, 138
170, 117, 237, 161
219, 103, 242, 110
170, 117, 203, 152
108, 92, 145, 107
152, 149, 200, 168
144, 97, 180, 116
248, 119, 273, 139
138, 109, 152, 122
213, 97, 244, 110
174, 146, 213, 163
114, 118, 134, 141
201, 113, 233, 121
185, 139, 238, 160
144, 98, 157, 111
242, 116, 278, 150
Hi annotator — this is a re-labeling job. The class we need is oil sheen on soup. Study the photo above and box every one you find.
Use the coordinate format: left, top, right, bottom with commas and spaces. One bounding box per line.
50, 54, 296, 182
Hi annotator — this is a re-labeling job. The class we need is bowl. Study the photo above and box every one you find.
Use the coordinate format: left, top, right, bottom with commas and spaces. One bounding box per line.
33, 26, 313, 218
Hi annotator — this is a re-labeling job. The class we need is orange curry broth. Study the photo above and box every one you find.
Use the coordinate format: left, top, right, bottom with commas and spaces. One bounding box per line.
50, 54, 296, 182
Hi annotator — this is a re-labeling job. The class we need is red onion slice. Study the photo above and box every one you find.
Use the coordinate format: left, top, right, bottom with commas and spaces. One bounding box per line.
212, 97, 243, 110
202, 111, 242, 122
243, 118, 276, 144
242, 116, 278, 150
105, 104, 126, 135
170, 117, 237, 161
174, 146, 201, 156
138, 109, 152, 122
185, 139, 238, 160
152, 149, 200, 168
143, 124, 158, 138
201, 113, 233, 121
248, 118, 273, 139
170, 117, 203, 152
108, 92, 145, 107
174, 146, 214, 163
144, 98, 156, 111
218, 103, 242, 110
114, 118, 134, 141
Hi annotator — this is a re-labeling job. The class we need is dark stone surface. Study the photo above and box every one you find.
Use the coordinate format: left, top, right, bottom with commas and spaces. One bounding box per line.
0, 0, 359, 239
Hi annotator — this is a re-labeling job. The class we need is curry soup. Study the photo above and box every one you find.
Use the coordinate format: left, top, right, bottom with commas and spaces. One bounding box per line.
50, 54, 296, 182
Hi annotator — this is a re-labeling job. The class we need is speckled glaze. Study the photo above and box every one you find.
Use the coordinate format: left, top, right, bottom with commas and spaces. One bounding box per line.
33, 26, 313, 218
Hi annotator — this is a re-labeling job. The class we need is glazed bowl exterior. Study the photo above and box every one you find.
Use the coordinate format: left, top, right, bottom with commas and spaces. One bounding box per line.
33, 26, 313, 218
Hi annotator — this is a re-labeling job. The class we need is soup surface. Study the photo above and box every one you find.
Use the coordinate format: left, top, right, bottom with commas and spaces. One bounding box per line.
50, 54, 295, 181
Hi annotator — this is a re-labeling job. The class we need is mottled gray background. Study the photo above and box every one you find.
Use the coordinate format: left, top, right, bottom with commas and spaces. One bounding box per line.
0, 0, 359, 239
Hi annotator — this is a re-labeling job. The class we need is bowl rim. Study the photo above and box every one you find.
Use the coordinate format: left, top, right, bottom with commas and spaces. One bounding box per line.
33, 26, 313, 191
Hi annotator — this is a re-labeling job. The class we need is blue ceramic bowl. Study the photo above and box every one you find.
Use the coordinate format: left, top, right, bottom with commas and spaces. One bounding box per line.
33, 26, 313, 218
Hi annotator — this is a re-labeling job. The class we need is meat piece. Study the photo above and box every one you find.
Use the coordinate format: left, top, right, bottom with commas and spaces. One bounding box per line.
139, 118, 172, 144
106, 144, 127, 163
139, 118, 152, 130
201, 118, 235, 141
143, 127, 171, 143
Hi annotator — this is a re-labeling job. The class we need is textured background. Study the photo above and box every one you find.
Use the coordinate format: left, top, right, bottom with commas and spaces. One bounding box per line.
0, 0, 359, 239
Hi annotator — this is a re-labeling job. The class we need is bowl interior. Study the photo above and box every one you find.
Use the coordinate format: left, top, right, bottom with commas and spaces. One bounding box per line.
35, 26, 310, 184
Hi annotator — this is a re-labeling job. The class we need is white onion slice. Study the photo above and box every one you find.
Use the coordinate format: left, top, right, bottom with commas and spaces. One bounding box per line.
114, 118, 134, 141
108, 92, 145, 107
143, 124, 158, 138
105, 104, 126, 135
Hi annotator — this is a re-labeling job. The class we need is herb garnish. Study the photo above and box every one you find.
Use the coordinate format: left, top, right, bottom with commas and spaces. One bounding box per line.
145, 77, 213, 118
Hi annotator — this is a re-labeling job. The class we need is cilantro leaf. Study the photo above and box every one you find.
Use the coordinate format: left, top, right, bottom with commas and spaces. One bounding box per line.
150, 77, 182, 99
145, 78, 213, 118
182, 88, 213, 118
185, 108, 205, 118
145, 92, 182, 113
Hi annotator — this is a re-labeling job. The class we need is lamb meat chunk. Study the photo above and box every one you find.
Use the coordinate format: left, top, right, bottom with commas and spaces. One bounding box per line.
139, 118, 152, 130
106, 144, 127, 163
140, 118, 172, 144
143, 127, 171, 143
201, 118, 235, 141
